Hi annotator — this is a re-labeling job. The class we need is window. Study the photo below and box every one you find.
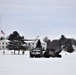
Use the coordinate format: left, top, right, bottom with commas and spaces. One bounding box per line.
2, 46, 4, 48
32, 43, 34, 45
42, 43, 45, 45
29, 43, 30, 45
2, 42, 4, 44
32, 47, 34, 49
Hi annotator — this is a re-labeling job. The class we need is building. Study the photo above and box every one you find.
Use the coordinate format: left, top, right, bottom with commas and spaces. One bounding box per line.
25, 39, 47, 50
0, 39, 9, 50
0, 39, 47, 50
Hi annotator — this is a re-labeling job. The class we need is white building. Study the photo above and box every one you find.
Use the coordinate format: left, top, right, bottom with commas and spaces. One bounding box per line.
0, 39, 9, 50
0, 39, 47, 50
25, 39, 47, 50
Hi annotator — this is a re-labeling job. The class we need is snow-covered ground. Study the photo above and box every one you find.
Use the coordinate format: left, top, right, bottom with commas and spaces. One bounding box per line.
0, 50, 76, 75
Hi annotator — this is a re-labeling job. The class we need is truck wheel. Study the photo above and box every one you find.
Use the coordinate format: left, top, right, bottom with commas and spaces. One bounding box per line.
30, 54, 34, 58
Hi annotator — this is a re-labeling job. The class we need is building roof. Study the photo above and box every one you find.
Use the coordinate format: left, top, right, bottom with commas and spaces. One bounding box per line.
0, 39, 10, 42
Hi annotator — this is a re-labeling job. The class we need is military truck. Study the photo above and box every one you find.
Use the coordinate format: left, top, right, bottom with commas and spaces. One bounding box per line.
30, 48, 42, 58
44, 49, 62, 58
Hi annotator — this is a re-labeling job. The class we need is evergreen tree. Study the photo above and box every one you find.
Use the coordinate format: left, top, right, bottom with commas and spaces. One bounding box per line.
60, 35, 66, 40
36, 39, 42, 49
47, 40, 51, 49
7, 31, 26, 54
66, 39, 74, 53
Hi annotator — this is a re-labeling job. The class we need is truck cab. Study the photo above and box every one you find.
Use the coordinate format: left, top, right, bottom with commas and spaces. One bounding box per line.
30, 48, 42, 58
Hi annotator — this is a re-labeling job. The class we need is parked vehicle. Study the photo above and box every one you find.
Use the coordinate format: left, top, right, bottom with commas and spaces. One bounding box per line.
30, 48, 42, 58
44, 49, 62, 58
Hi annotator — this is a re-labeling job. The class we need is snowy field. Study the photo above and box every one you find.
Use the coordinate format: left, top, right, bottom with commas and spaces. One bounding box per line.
0, 50, 76, 75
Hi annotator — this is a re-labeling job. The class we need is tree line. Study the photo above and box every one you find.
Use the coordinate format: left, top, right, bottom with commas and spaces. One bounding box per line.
43, 35, 75, 53
0, 31, 76, 55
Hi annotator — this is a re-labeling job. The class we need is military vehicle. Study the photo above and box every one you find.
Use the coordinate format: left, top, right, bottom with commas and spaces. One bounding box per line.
44, 49, 62, 58
30, 48, 42, 58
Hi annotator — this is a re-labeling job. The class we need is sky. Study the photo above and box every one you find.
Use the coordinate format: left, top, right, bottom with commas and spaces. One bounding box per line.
0, 0, 76, 40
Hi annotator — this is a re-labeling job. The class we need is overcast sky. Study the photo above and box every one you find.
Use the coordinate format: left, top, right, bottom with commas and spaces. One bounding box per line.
0, 0, 76, 39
